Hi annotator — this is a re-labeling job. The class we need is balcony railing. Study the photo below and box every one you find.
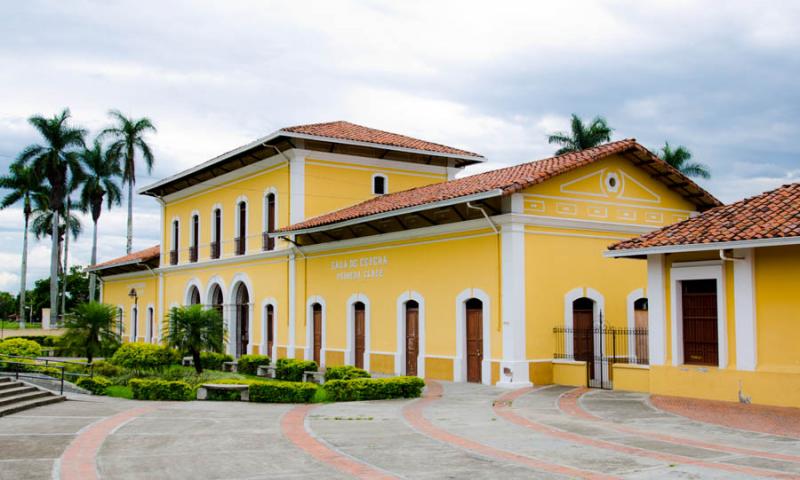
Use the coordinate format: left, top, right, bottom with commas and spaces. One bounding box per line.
235, 237, 246, 256
210, 241, 220, 259
189, 246, 198, 263
169, 250, 178, 265
263, 232, 275, 251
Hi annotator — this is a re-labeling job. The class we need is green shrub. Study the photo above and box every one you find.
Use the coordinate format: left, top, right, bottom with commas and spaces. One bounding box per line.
237, 354, 270, 375
199, 351, 233, 371
324, 365, 370, 381
323, 376, 425, 402
77, 376, 112, 395
275, 358, 317, 382
0, 338, 42, 357
91, 360, 122, 377
129, 378, 193, 401
249, 380, 318, 403
110, 343, 180, 372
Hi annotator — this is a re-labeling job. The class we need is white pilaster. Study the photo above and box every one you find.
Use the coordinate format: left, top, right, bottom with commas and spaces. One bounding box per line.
290, 153, 305, 224
647, 254, 666, 365
733, 248, 757, 371
497, 221, 531, 388
287, 252, 296, 358
157, 272, 164, 343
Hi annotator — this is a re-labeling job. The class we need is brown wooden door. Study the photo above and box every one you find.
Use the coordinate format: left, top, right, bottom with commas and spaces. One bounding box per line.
312, 305, 322, 364
634, 308, 648, 360
405, 303, 419, 376
573, 307, 594, 379
682, 280, 718, 366
266, 306, 274, 356
354, 305, 366, 369
239, 304, 249, 356
466, 300, 483, 383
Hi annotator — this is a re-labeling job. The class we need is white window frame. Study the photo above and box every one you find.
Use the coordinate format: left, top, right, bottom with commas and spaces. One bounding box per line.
261, 298, 278, 360
372, 173, 388, 195
454, 288, 491, 385
345, 294, 371, 371
396, 291, 425, 377
305, 296, 327, 367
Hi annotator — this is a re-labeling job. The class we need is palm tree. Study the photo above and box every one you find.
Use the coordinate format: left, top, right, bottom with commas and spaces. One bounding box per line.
16, 109, 86, 327
548, 114, 613, 155
60, 171, 86, 319
61, 302, 121, 363
165, 305, 225, 374
0, 163, 41, 326
80, 139, 122, 301
654, 142, 711, 179
101, 111, 156, 254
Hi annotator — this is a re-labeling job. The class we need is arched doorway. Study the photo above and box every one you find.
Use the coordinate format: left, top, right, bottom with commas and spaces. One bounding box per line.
311, 303, 322, 364
633, 297, 648, 361
265, 304, 275, 358
209, 284, 223, 314
572, 297, 595, 379
404, 300, 419, 376
465, 298, 483, 383
147, 307, 154, 343
188, 286, 201, 306
353, 302, 366, 369
234, 284, 250, 357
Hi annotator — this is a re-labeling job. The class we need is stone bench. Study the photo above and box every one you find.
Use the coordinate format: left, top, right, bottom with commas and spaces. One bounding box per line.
256, 365, 276, 378
303, 371, 324, 384
196, 383, 249, 401
181, 356, 194, 367
222, 361, 237, 372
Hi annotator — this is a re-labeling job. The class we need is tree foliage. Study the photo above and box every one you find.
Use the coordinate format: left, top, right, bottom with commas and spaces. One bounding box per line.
654, 142, 711, 179
548, 114, 613, 155
61, 302, 121, 363
165, 305, 225, 374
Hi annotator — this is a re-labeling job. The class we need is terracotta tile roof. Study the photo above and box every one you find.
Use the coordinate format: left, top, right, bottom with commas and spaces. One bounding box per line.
281, 139, 719, 233
609, 182, 800, 251
282, 121, 483, 158
90, 245, 160, 270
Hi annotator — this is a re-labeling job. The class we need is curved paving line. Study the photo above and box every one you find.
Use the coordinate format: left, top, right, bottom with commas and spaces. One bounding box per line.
495, 387, 796, 479
59, 405, 159, 480
649, 394, 800, 440
401, 381, 619, 480
559, 388, 800, 465
281, 404, 399, 480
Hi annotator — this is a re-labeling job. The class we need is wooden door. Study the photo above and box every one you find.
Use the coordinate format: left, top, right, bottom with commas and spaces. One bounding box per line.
405, 304, 419, 376
634, 308, 648, 360
573, 306, 594, 379
312, 305, 322, 364
239, 304, 249, 357
266, 306, 274, 356
682, 280, 718, 365
354, 305, 365, 369
466, 301, 483, 383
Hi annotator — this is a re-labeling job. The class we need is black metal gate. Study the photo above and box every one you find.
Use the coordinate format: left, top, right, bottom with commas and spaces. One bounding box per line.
554, 314, 648, 390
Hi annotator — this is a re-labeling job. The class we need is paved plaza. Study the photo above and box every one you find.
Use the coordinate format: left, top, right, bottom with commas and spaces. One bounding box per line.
2, 382, 800, 479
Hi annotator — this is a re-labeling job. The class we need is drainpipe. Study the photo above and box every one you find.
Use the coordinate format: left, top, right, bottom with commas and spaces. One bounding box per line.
466, 202, 498, 234
264, 142, 291, 163
467, 201, 503, 333
719, 249, 744, 262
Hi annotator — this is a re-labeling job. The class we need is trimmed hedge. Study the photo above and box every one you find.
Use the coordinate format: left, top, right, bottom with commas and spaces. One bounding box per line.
91, 360, 122, 377
275, 358, 317, 382
199, 352, 233, 371
236, 354, 270, 375
129, 378, 193, 401
111, 343, 180, 371
214, 378, 318, 403
0, 338, 42, 357
323, 376, 425, 402
76, 376, 112, 395
324, 365, 370, 381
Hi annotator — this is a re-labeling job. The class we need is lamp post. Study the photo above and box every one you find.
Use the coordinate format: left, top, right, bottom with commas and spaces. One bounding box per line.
128, 288, 138, 342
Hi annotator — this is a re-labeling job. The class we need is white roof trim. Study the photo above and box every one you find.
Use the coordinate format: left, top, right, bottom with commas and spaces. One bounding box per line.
605, 235, 800, 258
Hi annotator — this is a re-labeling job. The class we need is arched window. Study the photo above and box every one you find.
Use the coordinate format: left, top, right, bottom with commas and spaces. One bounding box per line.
211, 208, 222, 259
263, 192, 276, 251
131, 306, 139, 342
147, 307, 155, 343
170, 219, 179, 265
236, 201, 246, 255
188, 286, 201, 306
372, 174, 387, 195
190, 214, 199, 262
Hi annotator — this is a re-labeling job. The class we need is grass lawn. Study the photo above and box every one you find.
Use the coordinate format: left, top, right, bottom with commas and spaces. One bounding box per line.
0, 321, 42, 329
106, 385, 133, 399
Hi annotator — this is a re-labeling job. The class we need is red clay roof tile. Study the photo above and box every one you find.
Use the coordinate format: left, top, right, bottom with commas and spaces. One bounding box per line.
91, 245, 160, 270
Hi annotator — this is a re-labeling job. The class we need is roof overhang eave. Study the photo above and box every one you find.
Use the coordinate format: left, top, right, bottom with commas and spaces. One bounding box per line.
275, 188, 505, 238
604, 235, 800, 258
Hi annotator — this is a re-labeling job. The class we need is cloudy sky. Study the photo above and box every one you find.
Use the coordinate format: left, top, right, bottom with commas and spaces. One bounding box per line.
1, 1, 799, 294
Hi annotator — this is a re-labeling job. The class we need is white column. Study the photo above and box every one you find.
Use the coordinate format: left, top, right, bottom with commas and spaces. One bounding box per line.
157, 272, 164, 343
287, 252, 296, 358
734, 248, 757, 371
497, 221, 532, 388
289, 153, 305, 224
647, 254, 666, 365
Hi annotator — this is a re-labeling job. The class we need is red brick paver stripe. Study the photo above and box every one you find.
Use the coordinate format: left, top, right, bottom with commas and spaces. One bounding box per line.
281, 404, 398, 480
559, 389, 800, 465
495, 387, 796, 479
651, 395, 800, 439
60, 405, 158, 480
402, 381, 619, 480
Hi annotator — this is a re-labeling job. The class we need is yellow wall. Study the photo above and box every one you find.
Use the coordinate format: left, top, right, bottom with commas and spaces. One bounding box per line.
613, 364, 650, 393
101, 274, 158, 343
553, 361, 587, 386
754, 245, 800, 371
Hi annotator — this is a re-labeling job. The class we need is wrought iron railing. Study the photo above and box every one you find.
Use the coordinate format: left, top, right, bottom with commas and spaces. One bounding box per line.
262, 232, 275, 251
210, 241, 220, 259
169, 249, 178, 265
234, 237, 245, 256
189, 246, 198, 263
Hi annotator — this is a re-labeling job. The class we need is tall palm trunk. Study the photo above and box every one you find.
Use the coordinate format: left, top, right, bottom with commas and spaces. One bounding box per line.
89, 217, 99, 301
61, 201, 70, 318
126, 179, 133, 254
49, 209, 59, 328
18, 209, 30, 327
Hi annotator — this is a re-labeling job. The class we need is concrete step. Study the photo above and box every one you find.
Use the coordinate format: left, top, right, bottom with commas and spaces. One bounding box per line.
0, 390, 50, 407
0, 395, 65, 417
0, 376, 11, 383
0, 386, 35, 398
0, 380, 25, 391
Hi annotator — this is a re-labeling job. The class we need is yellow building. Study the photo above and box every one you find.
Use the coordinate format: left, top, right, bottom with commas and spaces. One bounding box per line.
607, 182, 800, 407
91, 121, 718, 388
